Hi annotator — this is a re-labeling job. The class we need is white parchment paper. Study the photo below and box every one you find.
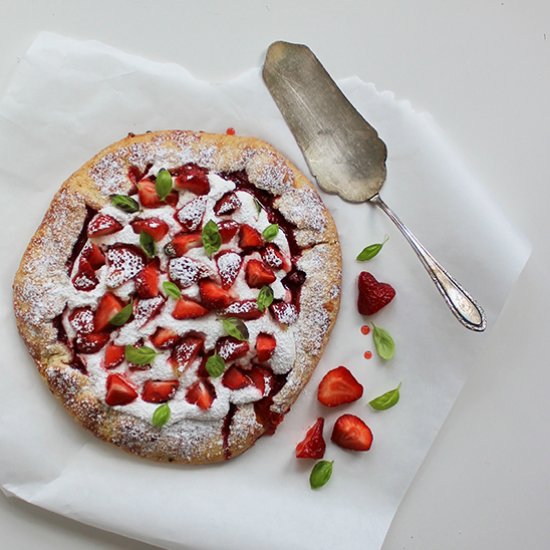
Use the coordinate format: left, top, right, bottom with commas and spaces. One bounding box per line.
0, 33, 529, 550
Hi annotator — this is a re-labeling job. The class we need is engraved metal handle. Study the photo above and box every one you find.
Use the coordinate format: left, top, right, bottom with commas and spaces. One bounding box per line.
371, 194, 486, 332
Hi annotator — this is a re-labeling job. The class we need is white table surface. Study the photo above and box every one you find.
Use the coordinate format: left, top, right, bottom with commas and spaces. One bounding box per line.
1, 1, 549, 549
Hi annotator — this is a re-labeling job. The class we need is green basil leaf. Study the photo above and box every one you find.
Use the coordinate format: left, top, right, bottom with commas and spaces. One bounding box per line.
257, 285, 274, 312
202, 219, 222, 257
111, 194, 140, 213
155, 169, 173, 201
309, 460, 334, 489
356, 236, 389, 261
205, 353, 225, 378
262, 223, 279, 242
222, 317, 249, 341
372, 324, 395, 360
140, 231, 156, 258
109, 302, 133, 326
254, 197, 262, 216
152, 403, 171, 427
124, 345, 157, 365
369, 383, 401, 410
162, 281, 181, 300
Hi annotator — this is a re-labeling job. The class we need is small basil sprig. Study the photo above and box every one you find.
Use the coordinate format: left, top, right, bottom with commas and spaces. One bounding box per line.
140, 231, 156, 258
222, 318, 249, 341
254, 197, 262, 216
162, 281, 181, 300
369, 383, 401, 410
155, 169, 173, 201
372, 324, 395, 360
205, 353, 225, 378
356, 236, 389, 261
257, 285, 274, 312
310, 460, 334, 489
202, 220, 222, 257
125, 345, 157, 365
111, 194, 140, 213
109, 302, 133, 326
152, 403, 171, 427
262, 223, 279, 242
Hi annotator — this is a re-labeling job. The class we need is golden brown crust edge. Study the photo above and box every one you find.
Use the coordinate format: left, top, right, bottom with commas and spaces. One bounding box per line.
12, 130, 341, 464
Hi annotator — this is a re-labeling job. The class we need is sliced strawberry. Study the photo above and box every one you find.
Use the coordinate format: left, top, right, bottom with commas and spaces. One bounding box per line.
174, 164, 210, 195
245, 259, 276, 288
131, 217, 169, 241
216, 251, 242, 289
87, 214, 123, 238
72, 258, 99, 291
269, 301, 299, 325
199, 280, 234, 309
177, 196, 207, 231
103, 344, 125, 369
135, 261, 160, 299
75, 332, 109, 354
141, 379, 179, 403
134, 296, 165, 326
150, 327, 180, 349
168, 256, 210, 288
317, 366, 364, 407
137, 178, 178, 208
239, 224, 263, 249
186, 380, 215, 410
296, 418, 326, 459
68, 307, 94, 334
222, 366, 252, 390
94, 293, 124, 332
331, 414, 373, 451
105, 245, 145, 287
82, 242, 105, 269
261, 243, 290, 272
357, 272, 396, 315
214, 192, 241, 215
171, 335, 204, 373
216, 337, 250, 362
222, 299, 264, 320
248, 366, 273, 397
255, 333, 276, 363
218, 220, 240, 243
172, 297, 209, 319
165, 233, 202, 257
105, 373, 138, 406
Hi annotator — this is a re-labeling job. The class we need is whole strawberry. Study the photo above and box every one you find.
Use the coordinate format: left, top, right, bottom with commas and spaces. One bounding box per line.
357, 272, 396, 315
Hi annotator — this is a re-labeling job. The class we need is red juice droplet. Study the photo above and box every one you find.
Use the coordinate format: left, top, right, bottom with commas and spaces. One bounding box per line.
363, 350, 373, 360
361, 325, 370, 335
226, 127, 236, 135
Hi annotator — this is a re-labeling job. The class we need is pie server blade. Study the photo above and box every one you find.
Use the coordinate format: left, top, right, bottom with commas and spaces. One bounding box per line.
262, 40, 486, 332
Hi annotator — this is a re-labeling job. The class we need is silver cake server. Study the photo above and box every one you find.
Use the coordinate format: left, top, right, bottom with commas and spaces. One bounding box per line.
263, 41, 486, 331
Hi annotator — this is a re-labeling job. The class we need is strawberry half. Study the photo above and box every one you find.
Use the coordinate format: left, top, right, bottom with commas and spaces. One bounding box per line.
317, 366, 364, 407
168, 256, 207, 288
131, 217, 169, 241
105, 245, 145, 287
72, 258, 99, 291
222, 299, 264, 320
295, 418, 326, 459
150, 327, 180, 349
69, 307, 95, 334
216, 336, 250, 362
141, 379, 179, 403
177, 196, 207, 232
105, 373, 138, 406
137, 178, 178, 208
216, 251, 242, 289
255, 333, 276, 363
74, 332, 109, 354
222, 366, 252, 390
81, 242, 105, 269
174, 164, 210, 195
172, 297, 209, 319
185, 380, 215, 410
261, 243, 290, 272
239, 224, 263, 249
199, 280, 234, 309
134, 296, 165, 326
165, 233, 202, 257
171, 335, 204, 373
331, 414, 373, 451
87, 214, 123, 238
246, 259, 276, 288
248, 366, 273, 397
269, 301, 299, 326
135, 261, 160, 299
103, 344, 125, 369
357, 271, 396, 315
94, 293, 124, 332
214, 192, 241, 215
218, 220, 240, 243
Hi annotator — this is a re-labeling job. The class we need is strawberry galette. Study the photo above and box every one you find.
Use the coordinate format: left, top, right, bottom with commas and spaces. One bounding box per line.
13, 130, 341, 463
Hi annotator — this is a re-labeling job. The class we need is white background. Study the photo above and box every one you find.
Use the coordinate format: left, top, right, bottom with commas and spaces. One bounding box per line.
0, 1, 548, 549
